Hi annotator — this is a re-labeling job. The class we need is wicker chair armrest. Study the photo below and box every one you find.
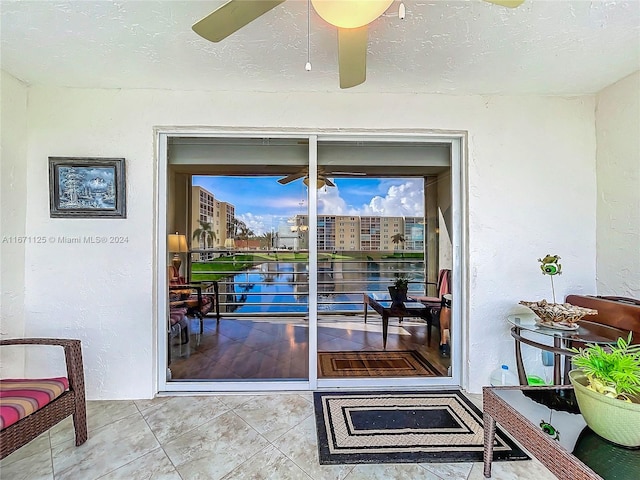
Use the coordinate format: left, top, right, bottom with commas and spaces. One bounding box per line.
171, 282, 219, 299
170, 283, 202, 292
0, 338, 88, 458
0, 338, 86, 399
202, 281, 219, 297
1, 338, 79, 348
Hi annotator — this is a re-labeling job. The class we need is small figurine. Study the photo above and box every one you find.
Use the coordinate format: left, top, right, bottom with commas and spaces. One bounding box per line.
538, 254, 562, 276
540, 420, 560, 441
537, 254, 562, 303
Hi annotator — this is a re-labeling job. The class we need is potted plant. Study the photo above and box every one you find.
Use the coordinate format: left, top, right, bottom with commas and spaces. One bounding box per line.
569, 333, 640, 447
388, 273, 411, 303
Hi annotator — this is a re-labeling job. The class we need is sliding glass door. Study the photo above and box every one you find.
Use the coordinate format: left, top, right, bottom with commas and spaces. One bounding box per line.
159, 131, 462, 392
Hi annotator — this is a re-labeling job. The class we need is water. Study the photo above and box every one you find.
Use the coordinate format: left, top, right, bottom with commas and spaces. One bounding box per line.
222, 260, 426, 314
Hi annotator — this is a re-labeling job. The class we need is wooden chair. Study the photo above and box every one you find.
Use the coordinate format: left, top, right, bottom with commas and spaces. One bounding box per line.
0, 338, 87, 460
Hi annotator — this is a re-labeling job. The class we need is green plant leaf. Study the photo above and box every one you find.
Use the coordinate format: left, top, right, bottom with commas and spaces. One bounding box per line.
571, 333, 640, 400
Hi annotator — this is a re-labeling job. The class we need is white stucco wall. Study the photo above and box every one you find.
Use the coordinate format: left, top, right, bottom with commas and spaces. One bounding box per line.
0, 71, 28, 377
595, 71, 640, 297
6, 83, 599, 398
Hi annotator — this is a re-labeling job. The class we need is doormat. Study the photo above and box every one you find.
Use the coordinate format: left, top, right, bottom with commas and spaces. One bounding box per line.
313, 390, 529, 465
318, 350, 439, 377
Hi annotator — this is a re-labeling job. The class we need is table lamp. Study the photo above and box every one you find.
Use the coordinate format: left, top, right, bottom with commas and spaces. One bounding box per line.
168, 232, 188, 272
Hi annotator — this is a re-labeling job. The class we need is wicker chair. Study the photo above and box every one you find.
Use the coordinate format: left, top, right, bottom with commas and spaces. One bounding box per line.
0, 338, 88, 460
412, 269, 452, 350
168, 265, 220, 333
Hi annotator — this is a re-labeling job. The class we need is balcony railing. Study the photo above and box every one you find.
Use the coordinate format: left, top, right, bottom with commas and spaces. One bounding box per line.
186, 249, 430, 316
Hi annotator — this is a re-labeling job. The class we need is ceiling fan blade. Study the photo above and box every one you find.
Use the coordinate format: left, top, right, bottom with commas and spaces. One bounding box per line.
323, 177, 336, 187
192, 0, 286, 43
277, 171, 306, 185
338, 26, 368, 89
483, 0, 524, 7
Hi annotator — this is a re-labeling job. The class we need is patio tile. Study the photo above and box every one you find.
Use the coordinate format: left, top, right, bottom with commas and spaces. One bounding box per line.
163, 410, 270, 480
140, 395, 229, 444
467, 458, 557, 480
51, 414, 159, 480
50, 400, 140, 446
0, 447, 53, 480
420, 462, 474, 479
0, 430, 50, 467
97, 448, 181, 479
343, 463, 440, 480
271, 415, 355, 480
231, 393, 314, 442
220, 444, 313, 479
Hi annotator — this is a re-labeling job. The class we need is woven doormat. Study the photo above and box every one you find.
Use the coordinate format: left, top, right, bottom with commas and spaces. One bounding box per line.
313, 390, 529, 465
318, 350, 439, 377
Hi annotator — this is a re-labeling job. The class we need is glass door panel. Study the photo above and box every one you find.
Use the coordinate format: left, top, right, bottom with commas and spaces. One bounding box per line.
166, 137, 309, 382
315, 140, 453, 380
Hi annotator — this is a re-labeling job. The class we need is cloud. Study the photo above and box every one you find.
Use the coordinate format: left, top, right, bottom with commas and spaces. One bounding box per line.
237, 212, 268, 236
359, 180, 425, 217
225, 178, 425, 235
237, 212, 293, 236
318, 184, 350, 215
306, 178, 425, 218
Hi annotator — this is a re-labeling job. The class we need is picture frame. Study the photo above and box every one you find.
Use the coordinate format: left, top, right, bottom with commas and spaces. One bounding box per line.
49, 157, 126, 218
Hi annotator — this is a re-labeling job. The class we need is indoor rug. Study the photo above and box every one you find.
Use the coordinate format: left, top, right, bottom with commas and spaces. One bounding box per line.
318, 350, 440, 378
313, 390, 529, 465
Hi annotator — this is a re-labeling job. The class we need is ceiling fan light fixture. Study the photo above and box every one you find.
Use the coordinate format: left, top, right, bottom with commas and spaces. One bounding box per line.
484, 0, 525, 7
311, 0, 394, 28
303, 176, 326, 189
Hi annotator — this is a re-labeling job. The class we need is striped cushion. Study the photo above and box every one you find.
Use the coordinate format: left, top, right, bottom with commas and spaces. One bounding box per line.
0, 377, 69, 430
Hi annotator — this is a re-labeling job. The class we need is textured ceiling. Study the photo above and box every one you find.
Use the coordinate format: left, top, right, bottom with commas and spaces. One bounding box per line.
1, 0, 639, 94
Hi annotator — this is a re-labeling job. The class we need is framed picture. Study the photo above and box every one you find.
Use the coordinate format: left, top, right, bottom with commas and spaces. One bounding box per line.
49, 157, 126, 218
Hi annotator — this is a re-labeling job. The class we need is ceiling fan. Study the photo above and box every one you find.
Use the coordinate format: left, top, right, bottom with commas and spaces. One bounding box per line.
277, 168, 366, 188
192, 0, 524, 89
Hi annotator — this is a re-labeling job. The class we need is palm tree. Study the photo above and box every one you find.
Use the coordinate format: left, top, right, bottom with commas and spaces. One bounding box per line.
192, 220, 217, 253
237, 223, 254, 250
260, 232, 275, 250
391, 233, 405, 253
229, 218, 242, 240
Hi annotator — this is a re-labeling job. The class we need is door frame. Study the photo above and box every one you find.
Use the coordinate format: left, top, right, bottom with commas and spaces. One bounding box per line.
155, 127, 468, 393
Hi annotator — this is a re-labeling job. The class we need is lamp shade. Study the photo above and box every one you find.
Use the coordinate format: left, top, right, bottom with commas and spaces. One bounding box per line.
311, 0, 393, 29
168, 233, 188, 253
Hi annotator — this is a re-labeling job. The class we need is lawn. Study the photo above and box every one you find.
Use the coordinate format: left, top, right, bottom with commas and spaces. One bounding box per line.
190, 252, 355, 281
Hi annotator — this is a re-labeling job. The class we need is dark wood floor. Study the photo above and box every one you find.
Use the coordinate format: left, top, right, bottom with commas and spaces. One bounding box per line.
168, 314, 451, 380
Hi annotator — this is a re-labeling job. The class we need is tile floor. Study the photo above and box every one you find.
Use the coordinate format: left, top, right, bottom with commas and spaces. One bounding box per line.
0, 392, 559, 480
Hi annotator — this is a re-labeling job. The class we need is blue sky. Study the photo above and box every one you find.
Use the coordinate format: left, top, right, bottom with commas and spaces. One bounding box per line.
193, 176, 425, 235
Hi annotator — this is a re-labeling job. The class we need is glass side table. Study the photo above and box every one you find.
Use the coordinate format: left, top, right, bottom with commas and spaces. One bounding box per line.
483, 385, 640, 479
507, 313, 628, 385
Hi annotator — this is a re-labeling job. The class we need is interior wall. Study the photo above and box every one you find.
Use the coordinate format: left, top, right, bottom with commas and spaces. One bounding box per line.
595, 71, 640, 298
437, 171, 453, 270
0, 71, 28, 377
10, 83, 598, 397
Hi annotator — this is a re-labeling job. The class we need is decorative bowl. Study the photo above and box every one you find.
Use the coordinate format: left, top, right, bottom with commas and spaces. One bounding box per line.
519, 299, 597, 327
